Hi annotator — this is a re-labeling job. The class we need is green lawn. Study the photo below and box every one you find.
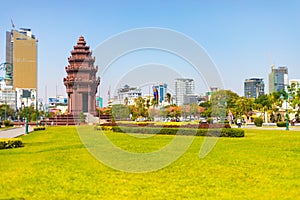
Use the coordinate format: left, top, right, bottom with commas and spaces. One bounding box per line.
0, 126, 299, 199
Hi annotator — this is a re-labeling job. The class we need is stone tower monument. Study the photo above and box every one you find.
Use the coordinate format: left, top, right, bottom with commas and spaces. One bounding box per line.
63, 36, 100, 115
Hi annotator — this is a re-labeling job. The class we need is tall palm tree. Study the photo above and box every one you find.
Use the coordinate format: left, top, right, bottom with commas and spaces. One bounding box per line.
124, 97, 129, 106
166, 93, 171, 104
134, 97, 147, 117
254, 94, 272, 122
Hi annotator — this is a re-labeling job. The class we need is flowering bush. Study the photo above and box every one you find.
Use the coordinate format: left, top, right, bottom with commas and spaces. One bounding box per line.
0, 138, 23, 149
34, 126, 46, 131
163, 122, 181, 128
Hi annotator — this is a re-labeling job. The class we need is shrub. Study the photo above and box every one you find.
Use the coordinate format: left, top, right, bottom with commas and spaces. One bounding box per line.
163, 122, 181, 128
276, 122, 287, 127
254, 117, 263, 127
79, 112, 85, 123
34, 126, 46, 131
3, 120, 14, 127
101, 122, 117, 126
0, 138, 23, 149
99, 126, 113, 131
207, 118, 213, 124
198, 123, 231, 129
134, 122, 152, 127
224, 119, 230, 124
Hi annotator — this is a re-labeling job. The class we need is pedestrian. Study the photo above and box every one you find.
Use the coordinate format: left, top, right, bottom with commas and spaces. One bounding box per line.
237, 118, 241, 128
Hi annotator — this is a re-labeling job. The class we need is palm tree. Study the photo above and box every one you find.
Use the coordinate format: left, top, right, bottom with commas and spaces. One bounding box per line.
124, 97, 129, 106
134, 97, 147, 117
254, 94, 272, 122
166, 93, 171, 104
269, 92, 281, 122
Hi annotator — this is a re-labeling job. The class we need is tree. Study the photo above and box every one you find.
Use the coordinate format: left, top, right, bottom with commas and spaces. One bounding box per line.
254, 94, 272, 122
112, 104, 130, 120
210, 90, 239, 119
190, 102, 200, 118
166, 93, 171, 104
233, 97, 254, 118
151, 97, 158, 108
124, 97, 129, 106
18, 105, 36, 122
199, 101, 211, 117
162, 105, 181, 118
134, 97, 148, 117
268, 92, 282, 122
0, 104, 15, 120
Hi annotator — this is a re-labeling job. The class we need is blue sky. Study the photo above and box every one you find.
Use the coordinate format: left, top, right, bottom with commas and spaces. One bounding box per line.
1, 0, 300, 105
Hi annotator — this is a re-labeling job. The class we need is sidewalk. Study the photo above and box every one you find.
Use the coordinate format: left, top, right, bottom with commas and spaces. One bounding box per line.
232, 125, 300, 131
0, 126, 34, 139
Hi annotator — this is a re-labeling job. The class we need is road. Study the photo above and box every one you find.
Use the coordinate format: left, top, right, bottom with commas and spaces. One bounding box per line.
0, 126, 34, 138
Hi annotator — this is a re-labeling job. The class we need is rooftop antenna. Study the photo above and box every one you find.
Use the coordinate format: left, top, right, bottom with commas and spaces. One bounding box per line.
267, 52, 275, 70
10, 19, 15, 29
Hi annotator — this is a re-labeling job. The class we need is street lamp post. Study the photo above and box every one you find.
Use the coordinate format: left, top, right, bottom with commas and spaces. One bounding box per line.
280, 91, 289, 131
35, 98, 38, 127
285, 98, 289, 131
20, 92, 30, 134
25, 104, 29, 134
20, 95, 27, 134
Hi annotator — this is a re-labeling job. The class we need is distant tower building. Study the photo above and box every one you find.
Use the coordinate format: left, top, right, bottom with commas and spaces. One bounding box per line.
5, 28, 38, 109
244, 78, 264, 98
269, 66, 288, 93
153, 83, 167, 103
63, 36, 100, 115
175, 78, 195, 105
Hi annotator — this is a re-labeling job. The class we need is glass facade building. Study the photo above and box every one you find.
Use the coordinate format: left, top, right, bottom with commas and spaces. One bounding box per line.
269, 66, 288, 93
153, 83, 167, 103
244, 78, 264, 98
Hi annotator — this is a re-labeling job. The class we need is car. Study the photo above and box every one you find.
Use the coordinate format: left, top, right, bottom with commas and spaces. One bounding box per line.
200, 119, 208, 124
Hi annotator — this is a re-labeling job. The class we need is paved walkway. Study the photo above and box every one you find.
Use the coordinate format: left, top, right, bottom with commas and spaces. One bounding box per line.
0, 126, 34, 138
232, 125, 300, 131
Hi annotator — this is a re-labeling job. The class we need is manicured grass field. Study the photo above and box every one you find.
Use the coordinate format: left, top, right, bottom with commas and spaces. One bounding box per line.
0, 126, 299, 199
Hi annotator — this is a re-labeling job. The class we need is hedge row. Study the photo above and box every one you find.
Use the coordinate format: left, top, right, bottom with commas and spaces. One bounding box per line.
3, 120, 14, 127
34, 126, 46, 131
0, 138, 23, 149
107, 126, 244, 137
100, 122, 231, 129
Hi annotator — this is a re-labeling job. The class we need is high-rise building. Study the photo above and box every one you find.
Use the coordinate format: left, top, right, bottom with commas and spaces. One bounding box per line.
153, 83, 167, 103
175, 78, 195, 105
269, 66, 288, 93
6, 28, 37, 89
6, 28, 38, 109
116, 84, 142, 105
244, 78, 264, 98
96, 97, 103, 108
